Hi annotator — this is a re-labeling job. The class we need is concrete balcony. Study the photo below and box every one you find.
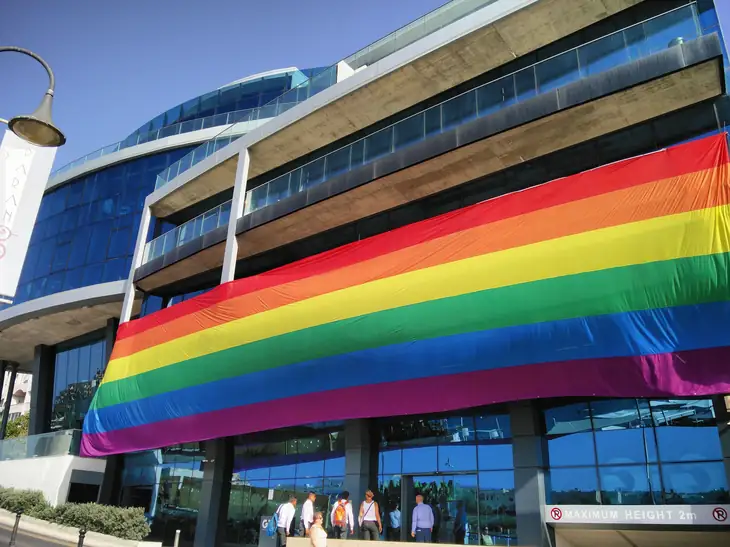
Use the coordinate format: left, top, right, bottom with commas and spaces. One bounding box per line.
135, 34, 725, 294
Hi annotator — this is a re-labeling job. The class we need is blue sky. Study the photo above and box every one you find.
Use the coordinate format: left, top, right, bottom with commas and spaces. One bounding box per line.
1, 0, 445, 169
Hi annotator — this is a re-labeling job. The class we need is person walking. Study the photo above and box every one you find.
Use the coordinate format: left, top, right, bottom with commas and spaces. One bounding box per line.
330, 490, 355, 539
301, 491, 317, 536
388, 503, 401, 541
358, 490, 382, 540
310, 512, 328, 547
410, 494, 434, 543
276, 496, 297, 547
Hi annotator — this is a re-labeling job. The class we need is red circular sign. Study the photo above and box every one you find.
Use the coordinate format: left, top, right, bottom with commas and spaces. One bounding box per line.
713, 507, 727, 522
550, 507, 562, 521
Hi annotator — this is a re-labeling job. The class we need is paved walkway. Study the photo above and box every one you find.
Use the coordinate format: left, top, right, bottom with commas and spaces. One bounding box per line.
0, 523, 74, 547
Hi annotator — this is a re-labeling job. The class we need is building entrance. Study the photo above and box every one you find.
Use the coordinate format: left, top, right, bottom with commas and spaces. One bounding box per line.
397, 474, 488, 545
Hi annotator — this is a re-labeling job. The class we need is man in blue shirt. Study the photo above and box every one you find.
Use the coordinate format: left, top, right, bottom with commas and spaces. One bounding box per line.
410, 494, 434, 543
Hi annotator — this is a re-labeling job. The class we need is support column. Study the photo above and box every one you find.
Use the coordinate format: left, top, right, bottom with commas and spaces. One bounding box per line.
221, 149, 250, 284
509, 401, 555, 547
712, 395, 730, 493
29, 345, 55, 435
343, 418, 378, 534
98, 317, 122, 503
0, 361, 7, 413
0, 362, 18, 439
194, 437, 233, 547
120, 203, 152, 324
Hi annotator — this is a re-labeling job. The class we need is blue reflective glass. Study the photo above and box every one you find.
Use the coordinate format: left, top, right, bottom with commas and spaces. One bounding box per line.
477, 444, 513, 470
438, 444, 477, 472
364, 128, 393, 163
46, 272, 64, 295
402, 446, 437, 473
441, 92, 477, 131
536, 50, 580, 93
477, 76, 516, 117
108, 229, 132, 258
548, 467, 599, 504
245, 467, 270, 481
546, 403, 595, 466
599, 465, 660, 505
51, 243, 70, 272
651, 400, 722, 462
661, 462, 730, 504
324, 456, 345, 476
380, 449, 402, 474
296, 460, 324, 478
394, 114, 425, 150
269, 464, 297, 480
300, 158, 325, 191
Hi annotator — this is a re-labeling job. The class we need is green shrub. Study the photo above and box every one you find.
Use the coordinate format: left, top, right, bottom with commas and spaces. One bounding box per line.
0, 487, 49, 514
0, 488, 150, 541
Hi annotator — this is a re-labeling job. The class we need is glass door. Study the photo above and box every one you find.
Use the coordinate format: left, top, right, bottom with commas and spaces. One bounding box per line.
403, 474, 479, 544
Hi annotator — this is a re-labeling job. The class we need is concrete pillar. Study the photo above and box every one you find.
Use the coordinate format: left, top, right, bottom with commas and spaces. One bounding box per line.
0, 362, 18, 439
343, 418, 378, 534
221, 149, 250, 284
97, 317, 121, 504
194, 437, 233, 547
0, 361, 7, 410
712, 395, 730, 493
509, 401, 555, 547
29, 345, 55, 436
120, 203, 152, 324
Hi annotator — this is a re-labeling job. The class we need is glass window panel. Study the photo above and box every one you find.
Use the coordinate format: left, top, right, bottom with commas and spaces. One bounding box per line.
478, 471, 516, 541
296, 459, 324, 478
642, 5, 699, 56
380, 448, 402, 475
438, 444, 477, 472
51, 243, 70, 272
62, 268, 84, 292
651, 399, 722, 462
218, 202, 231, 228
201, 210, 219, 235
478, 444, 514, 471
86, 222, 111, 263
394, 113, 425, 150
599, 465, 660, 505
324, 456, 345, 477
45, 272, 64, 296
545, 403, 595, 466
514, 68, 537, 102
476, 76, 516, 117
350, 140, 365, 167
661, 461, 730, 504
578, 32, 631, 77
548, 467, 599, 504
245, 467, 270, 481
67, 347, 80, 386
250, 185, 269, 212
102, 258, 126, 282
300, 158, 325, 191
270, 464, 297, 480
536, 50, 580, 93
476, 414, 511, 441
82, 264, 103, 286
364, 127, 393, 163
402, 446, 437, 473
108, 228, 131, 259
441, 91, 477, 131
266, 174, 291, 205
591, 399, 656, 464
324, 147, 351, 180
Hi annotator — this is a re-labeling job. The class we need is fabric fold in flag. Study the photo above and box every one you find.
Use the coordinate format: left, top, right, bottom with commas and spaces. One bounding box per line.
81, 133, 730, 457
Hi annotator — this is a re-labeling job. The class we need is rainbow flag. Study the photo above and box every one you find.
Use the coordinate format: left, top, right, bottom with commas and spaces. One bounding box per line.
81, 134, 730, 457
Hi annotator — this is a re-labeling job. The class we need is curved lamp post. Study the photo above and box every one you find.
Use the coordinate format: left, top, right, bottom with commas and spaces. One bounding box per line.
0, 46, 65, 147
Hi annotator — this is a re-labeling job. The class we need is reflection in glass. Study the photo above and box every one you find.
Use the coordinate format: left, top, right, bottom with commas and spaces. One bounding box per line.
662, 462, 730, 504
545, 403, 595, 466
478, 471, 515, 546
548, 467, 599, 505
599, 465, 659, 505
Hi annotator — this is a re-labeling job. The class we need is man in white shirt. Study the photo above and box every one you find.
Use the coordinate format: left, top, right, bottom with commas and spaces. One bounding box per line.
277, 496, 297, 547
300, 491, 317, 536
330, 490, 355, 539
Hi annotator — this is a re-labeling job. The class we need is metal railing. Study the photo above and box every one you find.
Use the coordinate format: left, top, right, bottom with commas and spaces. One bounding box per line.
142, 4, 701, 265
0, 429, 81, 460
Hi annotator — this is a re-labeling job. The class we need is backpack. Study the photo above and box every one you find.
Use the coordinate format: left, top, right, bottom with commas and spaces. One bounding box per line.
333, 500, 348, 527
266, 506, 280, 537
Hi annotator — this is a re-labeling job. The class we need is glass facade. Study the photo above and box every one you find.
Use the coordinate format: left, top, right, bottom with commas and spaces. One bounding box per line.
378, 410, 515, 546
121, 443, 206, 546
51, 338, 107, 431
545, 398, 729, 506
225, 424, 345, 547
12, 146, 194, 306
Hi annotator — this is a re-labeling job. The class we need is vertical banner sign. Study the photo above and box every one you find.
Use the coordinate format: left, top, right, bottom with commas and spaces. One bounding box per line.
0, 130, 57, 302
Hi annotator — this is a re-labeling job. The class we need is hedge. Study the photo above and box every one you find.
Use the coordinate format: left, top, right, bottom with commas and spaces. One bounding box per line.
0, 487, 150, 541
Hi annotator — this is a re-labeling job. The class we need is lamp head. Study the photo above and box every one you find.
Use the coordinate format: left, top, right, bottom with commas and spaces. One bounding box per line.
8, 91, 65, 147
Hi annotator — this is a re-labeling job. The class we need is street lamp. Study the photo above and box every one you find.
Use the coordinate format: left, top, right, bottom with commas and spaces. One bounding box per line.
0, 46, 65, 147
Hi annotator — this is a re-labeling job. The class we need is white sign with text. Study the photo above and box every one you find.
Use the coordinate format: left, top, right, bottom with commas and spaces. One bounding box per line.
546, 505, 730, 526
0, 130, 56, 301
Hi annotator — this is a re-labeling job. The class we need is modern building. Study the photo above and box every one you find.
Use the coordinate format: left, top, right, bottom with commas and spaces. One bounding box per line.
2, 1, 730, 547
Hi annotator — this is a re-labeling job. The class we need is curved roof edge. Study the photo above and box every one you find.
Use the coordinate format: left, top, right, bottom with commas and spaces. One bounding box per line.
219, 67, 301, 89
